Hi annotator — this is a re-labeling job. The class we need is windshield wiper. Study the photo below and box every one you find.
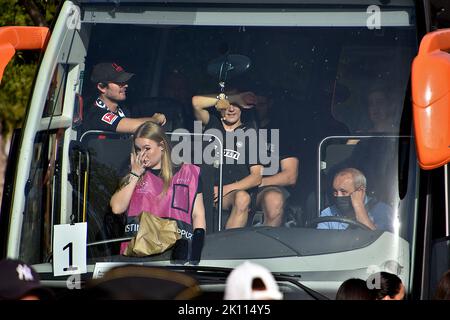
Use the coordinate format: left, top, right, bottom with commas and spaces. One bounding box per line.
272, 273, 329, 300
161, 265, 329, 300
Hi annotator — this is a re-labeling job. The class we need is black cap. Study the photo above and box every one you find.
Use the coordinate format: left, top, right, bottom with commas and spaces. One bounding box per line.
0, 259, 54, 300
90, 62, 135, 83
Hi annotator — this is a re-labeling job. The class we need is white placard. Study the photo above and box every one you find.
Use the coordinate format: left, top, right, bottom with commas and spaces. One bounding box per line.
53, 223, 87, 276
92, 262, 143, 279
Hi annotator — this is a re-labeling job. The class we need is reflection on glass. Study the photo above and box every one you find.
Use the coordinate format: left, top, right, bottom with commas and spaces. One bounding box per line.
65, 3, 419, 298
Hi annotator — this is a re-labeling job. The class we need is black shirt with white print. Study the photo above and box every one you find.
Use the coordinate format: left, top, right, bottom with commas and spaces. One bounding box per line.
81, 98, 130, 135
259, 117, 298, 177
205, 111, 260, 186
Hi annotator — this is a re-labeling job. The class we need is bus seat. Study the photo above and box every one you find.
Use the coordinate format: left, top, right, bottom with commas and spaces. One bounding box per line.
344, 137, 399, 207
250, 200, 305, 228
80, 131, 132, 177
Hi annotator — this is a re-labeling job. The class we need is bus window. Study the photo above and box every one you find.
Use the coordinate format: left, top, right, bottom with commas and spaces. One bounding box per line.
318, 136, 416, 240
20, 130, 64, 264
42, 64, 67, 118
2, 1, 427, 299
332, 46, 413, 135
74, 4, 417, 291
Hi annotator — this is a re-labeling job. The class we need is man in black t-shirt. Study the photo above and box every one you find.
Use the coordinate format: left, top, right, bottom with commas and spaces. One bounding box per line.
254, 94, 299, 227
192, 92, 263, 229
80, 62, 166, 138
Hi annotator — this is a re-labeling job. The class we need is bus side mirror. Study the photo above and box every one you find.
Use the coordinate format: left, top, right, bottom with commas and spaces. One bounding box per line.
0, 26, 49, 83
412, 29, 450, 170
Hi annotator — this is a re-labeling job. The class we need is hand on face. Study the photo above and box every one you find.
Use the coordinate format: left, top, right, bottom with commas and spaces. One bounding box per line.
232, 91, 257, 109
152, 113, 167, 126
350, 188, 366, 209
215, 98, 231, 111
130, 150, 147, 176
333, 173, 366, 212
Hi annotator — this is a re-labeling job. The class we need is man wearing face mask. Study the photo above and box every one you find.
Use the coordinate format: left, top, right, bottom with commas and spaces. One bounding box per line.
317, 168, 394, 232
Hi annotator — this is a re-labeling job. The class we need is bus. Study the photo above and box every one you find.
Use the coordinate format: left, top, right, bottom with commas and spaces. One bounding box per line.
0, 0, 449, 300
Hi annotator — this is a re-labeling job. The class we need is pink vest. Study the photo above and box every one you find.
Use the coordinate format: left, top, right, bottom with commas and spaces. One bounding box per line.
128, 163, 200, 222
122, 164, 200, 253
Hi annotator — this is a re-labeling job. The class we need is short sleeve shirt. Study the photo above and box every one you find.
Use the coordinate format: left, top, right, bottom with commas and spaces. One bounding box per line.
259, 117, 299, 177
81, 98, 130, 135
204, 111, 260, 185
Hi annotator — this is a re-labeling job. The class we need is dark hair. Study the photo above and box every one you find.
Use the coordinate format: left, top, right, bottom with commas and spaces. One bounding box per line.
336, 278, 374, 300
434, 270, 450, 300
368, 272, 403, 300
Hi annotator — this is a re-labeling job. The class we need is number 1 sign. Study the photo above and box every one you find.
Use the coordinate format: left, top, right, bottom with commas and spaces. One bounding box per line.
53, 223, 87, 276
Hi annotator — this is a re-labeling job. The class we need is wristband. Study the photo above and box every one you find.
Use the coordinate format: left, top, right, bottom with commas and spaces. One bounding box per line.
130, 172, 141, 178
216, 92, 227, 100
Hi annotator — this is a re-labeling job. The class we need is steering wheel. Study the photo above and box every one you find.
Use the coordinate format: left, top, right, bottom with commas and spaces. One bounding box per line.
307, 216, 372, 231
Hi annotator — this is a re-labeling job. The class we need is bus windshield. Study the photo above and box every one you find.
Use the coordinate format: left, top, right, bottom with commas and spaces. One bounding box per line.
20, 1, 419, 298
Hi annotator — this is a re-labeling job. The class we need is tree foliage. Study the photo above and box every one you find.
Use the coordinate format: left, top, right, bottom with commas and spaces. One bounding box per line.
0, 0, 60, 134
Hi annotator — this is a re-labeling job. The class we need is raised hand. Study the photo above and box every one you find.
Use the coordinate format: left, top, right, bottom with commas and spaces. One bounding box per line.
215, 98, 231, 111
130, 151, 146, 176
152, 112, 167, 126
350, 188, 366, 210
234, 91, 257, 109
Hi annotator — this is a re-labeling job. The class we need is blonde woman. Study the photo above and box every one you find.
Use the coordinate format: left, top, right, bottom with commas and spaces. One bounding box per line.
110, 121, 206, 259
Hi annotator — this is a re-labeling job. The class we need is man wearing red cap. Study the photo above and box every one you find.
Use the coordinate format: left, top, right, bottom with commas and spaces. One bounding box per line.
81, 62, 166, 135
